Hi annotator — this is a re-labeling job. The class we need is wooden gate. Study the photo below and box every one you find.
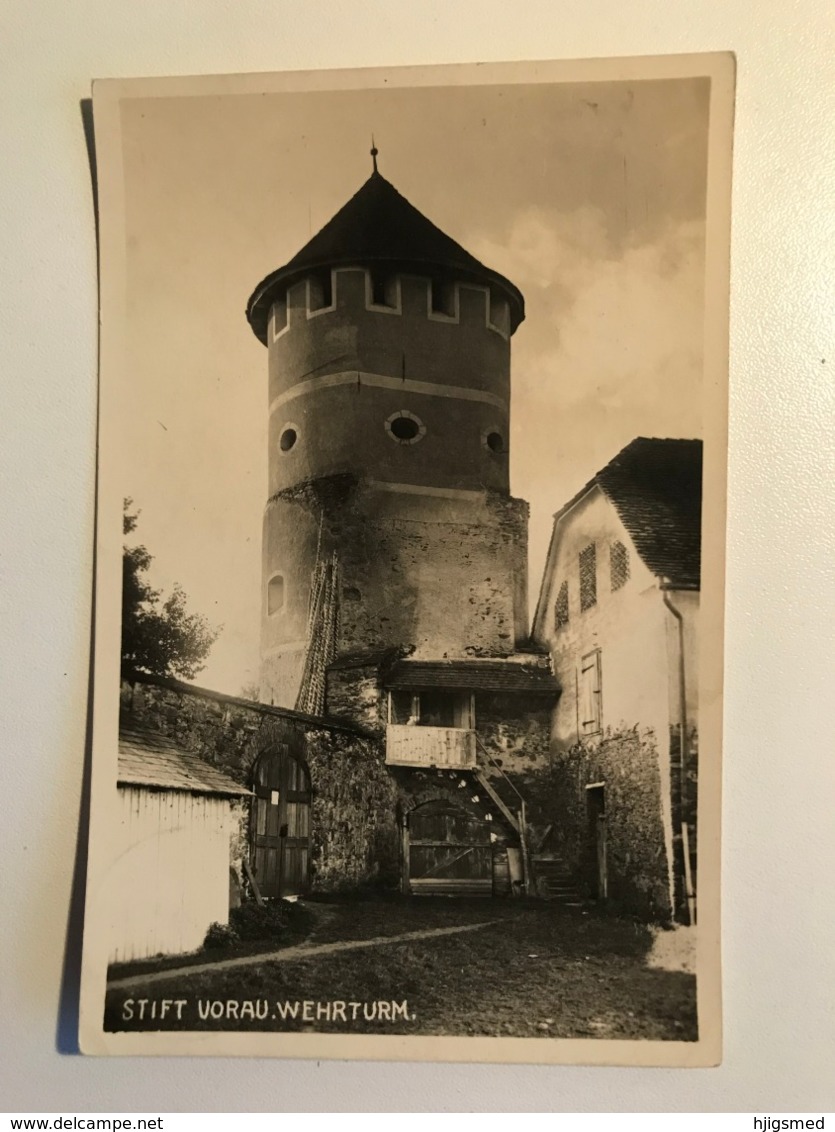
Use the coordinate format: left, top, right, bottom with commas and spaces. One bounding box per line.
251, 745, 311, 898
407, 799, 493, 896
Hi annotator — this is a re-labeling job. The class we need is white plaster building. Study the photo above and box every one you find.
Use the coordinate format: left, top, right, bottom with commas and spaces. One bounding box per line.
533, 438, 701, 922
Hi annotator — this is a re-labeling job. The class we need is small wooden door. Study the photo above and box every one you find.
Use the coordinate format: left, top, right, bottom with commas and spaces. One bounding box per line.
596, 813, 608, 900
407, 800, 493, 896
585, 785, 608, 900
252, 746, 311, 898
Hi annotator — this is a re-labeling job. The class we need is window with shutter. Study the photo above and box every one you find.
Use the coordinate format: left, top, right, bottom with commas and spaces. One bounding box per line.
579, 543, 597, 611
579, 649, 602, 735
610, 540, 630, 591
554, 580, 569, 631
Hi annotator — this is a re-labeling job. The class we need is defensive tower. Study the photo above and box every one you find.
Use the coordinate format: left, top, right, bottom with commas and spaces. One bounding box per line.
247, 153, 531, 708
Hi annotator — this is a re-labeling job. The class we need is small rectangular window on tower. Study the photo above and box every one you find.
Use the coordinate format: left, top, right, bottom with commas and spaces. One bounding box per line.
610, 540, 630, 591
308, 271, 333, 311
370, 271, 396, 308
430, 278, 456, 317
579, 543, 597, 611
271, 294, 288, 338
554, 579, 569, 632
489, 294, 510, 336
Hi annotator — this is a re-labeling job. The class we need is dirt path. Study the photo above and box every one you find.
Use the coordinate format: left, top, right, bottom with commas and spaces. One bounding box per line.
108, 920, 497, 992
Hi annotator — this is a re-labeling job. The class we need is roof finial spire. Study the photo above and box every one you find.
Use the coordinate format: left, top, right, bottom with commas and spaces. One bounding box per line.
370, 135, 379, 174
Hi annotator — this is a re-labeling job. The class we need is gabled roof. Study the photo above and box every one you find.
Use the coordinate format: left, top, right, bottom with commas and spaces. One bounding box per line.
592, 437, 702, 588
384, 656, 559, 697
118, 723, 252, 798
534, 438, 703, 630
246, 169, 525, 344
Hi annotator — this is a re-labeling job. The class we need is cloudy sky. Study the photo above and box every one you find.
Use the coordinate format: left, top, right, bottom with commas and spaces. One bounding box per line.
117, 74, 709, 694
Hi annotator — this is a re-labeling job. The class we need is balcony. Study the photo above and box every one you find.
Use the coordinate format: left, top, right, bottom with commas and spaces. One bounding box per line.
385, 724, 477, 769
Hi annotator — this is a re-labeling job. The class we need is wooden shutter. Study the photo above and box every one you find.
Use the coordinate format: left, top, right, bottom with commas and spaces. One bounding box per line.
580, 650, 602, 734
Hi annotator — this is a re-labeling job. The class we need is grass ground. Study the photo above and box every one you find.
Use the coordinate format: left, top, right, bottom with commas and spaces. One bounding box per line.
107, 901, 315, 980
105, 897, 696, 1040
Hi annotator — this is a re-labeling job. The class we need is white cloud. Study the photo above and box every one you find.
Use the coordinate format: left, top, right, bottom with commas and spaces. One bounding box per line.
474, 205, 704, 413
470, 206, 706, 615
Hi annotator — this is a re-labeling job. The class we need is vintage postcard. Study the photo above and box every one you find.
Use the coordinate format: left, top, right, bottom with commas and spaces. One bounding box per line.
80, 53, 734, 1065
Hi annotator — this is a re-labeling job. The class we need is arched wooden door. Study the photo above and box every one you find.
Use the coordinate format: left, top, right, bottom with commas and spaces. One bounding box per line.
251, 746, 311, 898
407, 799, 493, 896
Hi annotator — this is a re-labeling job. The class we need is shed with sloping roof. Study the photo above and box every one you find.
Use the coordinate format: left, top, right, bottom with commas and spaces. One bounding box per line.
108, 723, 251, 963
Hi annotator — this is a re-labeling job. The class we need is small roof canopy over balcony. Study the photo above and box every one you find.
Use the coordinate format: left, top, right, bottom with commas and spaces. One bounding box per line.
383, 656, 559, 698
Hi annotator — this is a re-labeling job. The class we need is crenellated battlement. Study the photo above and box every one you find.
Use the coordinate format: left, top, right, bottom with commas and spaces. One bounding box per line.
269, 267, 511, 345
266, 267, 512, 419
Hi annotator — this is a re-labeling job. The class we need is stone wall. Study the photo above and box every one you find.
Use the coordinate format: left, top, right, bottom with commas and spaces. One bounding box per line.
302, 727, 400, 892
344, 489, 528, 659
261, 476, 530, 706
472, 692, 555, 840
120, 675, 399, 897
542, 727, 674, 923
324, 655, 389, 733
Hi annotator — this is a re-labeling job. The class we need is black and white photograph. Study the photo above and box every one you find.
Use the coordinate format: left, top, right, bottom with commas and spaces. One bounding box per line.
80, 55, 733, 1065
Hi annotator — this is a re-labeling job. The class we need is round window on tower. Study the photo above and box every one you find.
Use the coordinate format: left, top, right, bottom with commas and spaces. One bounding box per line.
482, 429, 505, 454
279, 424, 299, 453
385, 410, 426, 445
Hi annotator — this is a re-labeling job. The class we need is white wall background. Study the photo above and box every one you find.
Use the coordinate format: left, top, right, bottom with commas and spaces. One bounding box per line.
1, 0, 833, 1113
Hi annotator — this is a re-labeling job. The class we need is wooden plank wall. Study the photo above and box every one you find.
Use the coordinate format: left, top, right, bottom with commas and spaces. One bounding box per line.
385, 724, 476, 767
108, 787, 235, 963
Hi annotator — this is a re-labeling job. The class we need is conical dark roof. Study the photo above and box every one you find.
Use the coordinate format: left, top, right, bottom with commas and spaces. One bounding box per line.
246, 170, 524, 344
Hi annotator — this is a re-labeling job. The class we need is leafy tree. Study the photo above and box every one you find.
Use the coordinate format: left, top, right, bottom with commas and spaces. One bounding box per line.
122, 499, 221, 680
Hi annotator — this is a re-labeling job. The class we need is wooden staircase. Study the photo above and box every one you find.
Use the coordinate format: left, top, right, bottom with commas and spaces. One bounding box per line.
472, 767, 520, 833
471, 741, 586, 903
531, 855, 585, 905
471, 756, 539, 896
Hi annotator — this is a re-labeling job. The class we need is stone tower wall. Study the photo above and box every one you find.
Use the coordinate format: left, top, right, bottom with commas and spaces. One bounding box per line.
266, 268, 512, 496
260, 477, 530, 706
259, 267, 529, 708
